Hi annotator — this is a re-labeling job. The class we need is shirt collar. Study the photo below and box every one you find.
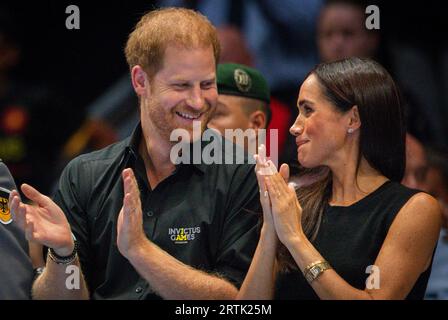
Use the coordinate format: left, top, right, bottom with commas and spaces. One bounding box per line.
124, 123, 206, 174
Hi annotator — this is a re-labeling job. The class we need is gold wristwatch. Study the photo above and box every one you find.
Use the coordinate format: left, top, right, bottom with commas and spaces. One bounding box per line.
304, 260, 331, 283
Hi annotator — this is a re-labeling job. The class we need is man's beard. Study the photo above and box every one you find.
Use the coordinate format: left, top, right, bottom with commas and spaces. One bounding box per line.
145, 100, 214, 143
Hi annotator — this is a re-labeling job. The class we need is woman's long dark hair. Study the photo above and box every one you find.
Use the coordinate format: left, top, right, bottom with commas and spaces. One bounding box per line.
278, 57, 406, 271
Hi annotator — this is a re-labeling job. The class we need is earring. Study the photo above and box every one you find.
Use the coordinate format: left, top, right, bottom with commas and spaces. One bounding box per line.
347, 128, 354, 134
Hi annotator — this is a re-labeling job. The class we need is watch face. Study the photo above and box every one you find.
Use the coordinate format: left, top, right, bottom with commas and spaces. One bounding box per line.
305, 262, 330, 283
34, 267, 45, 275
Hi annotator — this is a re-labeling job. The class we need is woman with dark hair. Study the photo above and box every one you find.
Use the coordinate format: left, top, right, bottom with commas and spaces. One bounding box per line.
237, 57, 442, 300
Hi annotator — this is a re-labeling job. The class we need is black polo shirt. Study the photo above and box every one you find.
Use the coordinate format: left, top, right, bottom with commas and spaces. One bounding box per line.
53, 125, 261, 299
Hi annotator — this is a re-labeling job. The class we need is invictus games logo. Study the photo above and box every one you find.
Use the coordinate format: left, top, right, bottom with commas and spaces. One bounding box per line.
234, 69, 252, 92
169, 227, 201, 244
0, 187, 12, 225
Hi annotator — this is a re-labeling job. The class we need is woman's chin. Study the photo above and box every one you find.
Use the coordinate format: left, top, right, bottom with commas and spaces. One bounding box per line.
297, 155, 314, 169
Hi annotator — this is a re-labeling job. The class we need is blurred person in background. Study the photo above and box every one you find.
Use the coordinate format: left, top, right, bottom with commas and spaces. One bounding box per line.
316, 0, 434, 144
317, 0, 379, 63
423, 147, 448, 299
402, 133, 428, 191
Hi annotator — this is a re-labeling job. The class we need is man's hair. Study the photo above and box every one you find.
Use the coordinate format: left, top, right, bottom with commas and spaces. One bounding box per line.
125, 7, 220, 78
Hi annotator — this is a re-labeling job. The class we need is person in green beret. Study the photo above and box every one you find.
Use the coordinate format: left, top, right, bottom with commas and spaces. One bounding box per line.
208, 63, 271, 152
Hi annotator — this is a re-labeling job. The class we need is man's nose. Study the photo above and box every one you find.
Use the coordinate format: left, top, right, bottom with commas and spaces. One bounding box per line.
187, 86, 205, 111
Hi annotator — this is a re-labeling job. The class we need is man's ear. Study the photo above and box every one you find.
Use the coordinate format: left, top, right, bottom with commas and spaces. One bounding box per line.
347, 105, 361, 132
131, 65, 149, 97
248, 110, 267, 130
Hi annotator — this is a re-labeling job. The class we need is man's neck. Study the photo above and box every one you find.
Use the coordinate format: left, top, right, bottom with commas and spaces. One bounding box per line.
138, 132, 176, 190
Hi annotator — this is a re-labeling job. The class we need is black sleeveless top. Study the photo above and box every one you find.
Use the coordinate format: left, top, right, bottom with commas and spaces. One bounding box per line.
275, 181, 434, 300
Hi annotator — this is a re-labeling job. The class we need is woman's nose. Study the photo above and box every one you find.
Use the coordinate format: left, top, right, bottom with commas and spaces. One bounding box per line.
290, 117, 304, 136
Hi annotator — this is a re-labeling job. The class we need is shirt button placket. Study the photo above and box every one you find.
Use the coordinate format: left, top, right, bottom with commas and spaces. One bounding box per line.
146, 210, 154, 217
135, 286, 143, 294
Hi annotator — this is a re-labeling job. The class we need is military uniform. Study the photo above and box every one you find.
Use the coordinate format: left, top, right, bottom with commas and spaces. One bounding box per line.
0, 160, 33, 299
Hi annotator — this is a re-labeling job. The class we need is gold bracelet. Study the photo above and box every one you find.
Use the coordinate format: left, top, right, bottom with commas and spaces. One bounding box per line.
304, 260, 325, 273
303, 260, 331, 283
